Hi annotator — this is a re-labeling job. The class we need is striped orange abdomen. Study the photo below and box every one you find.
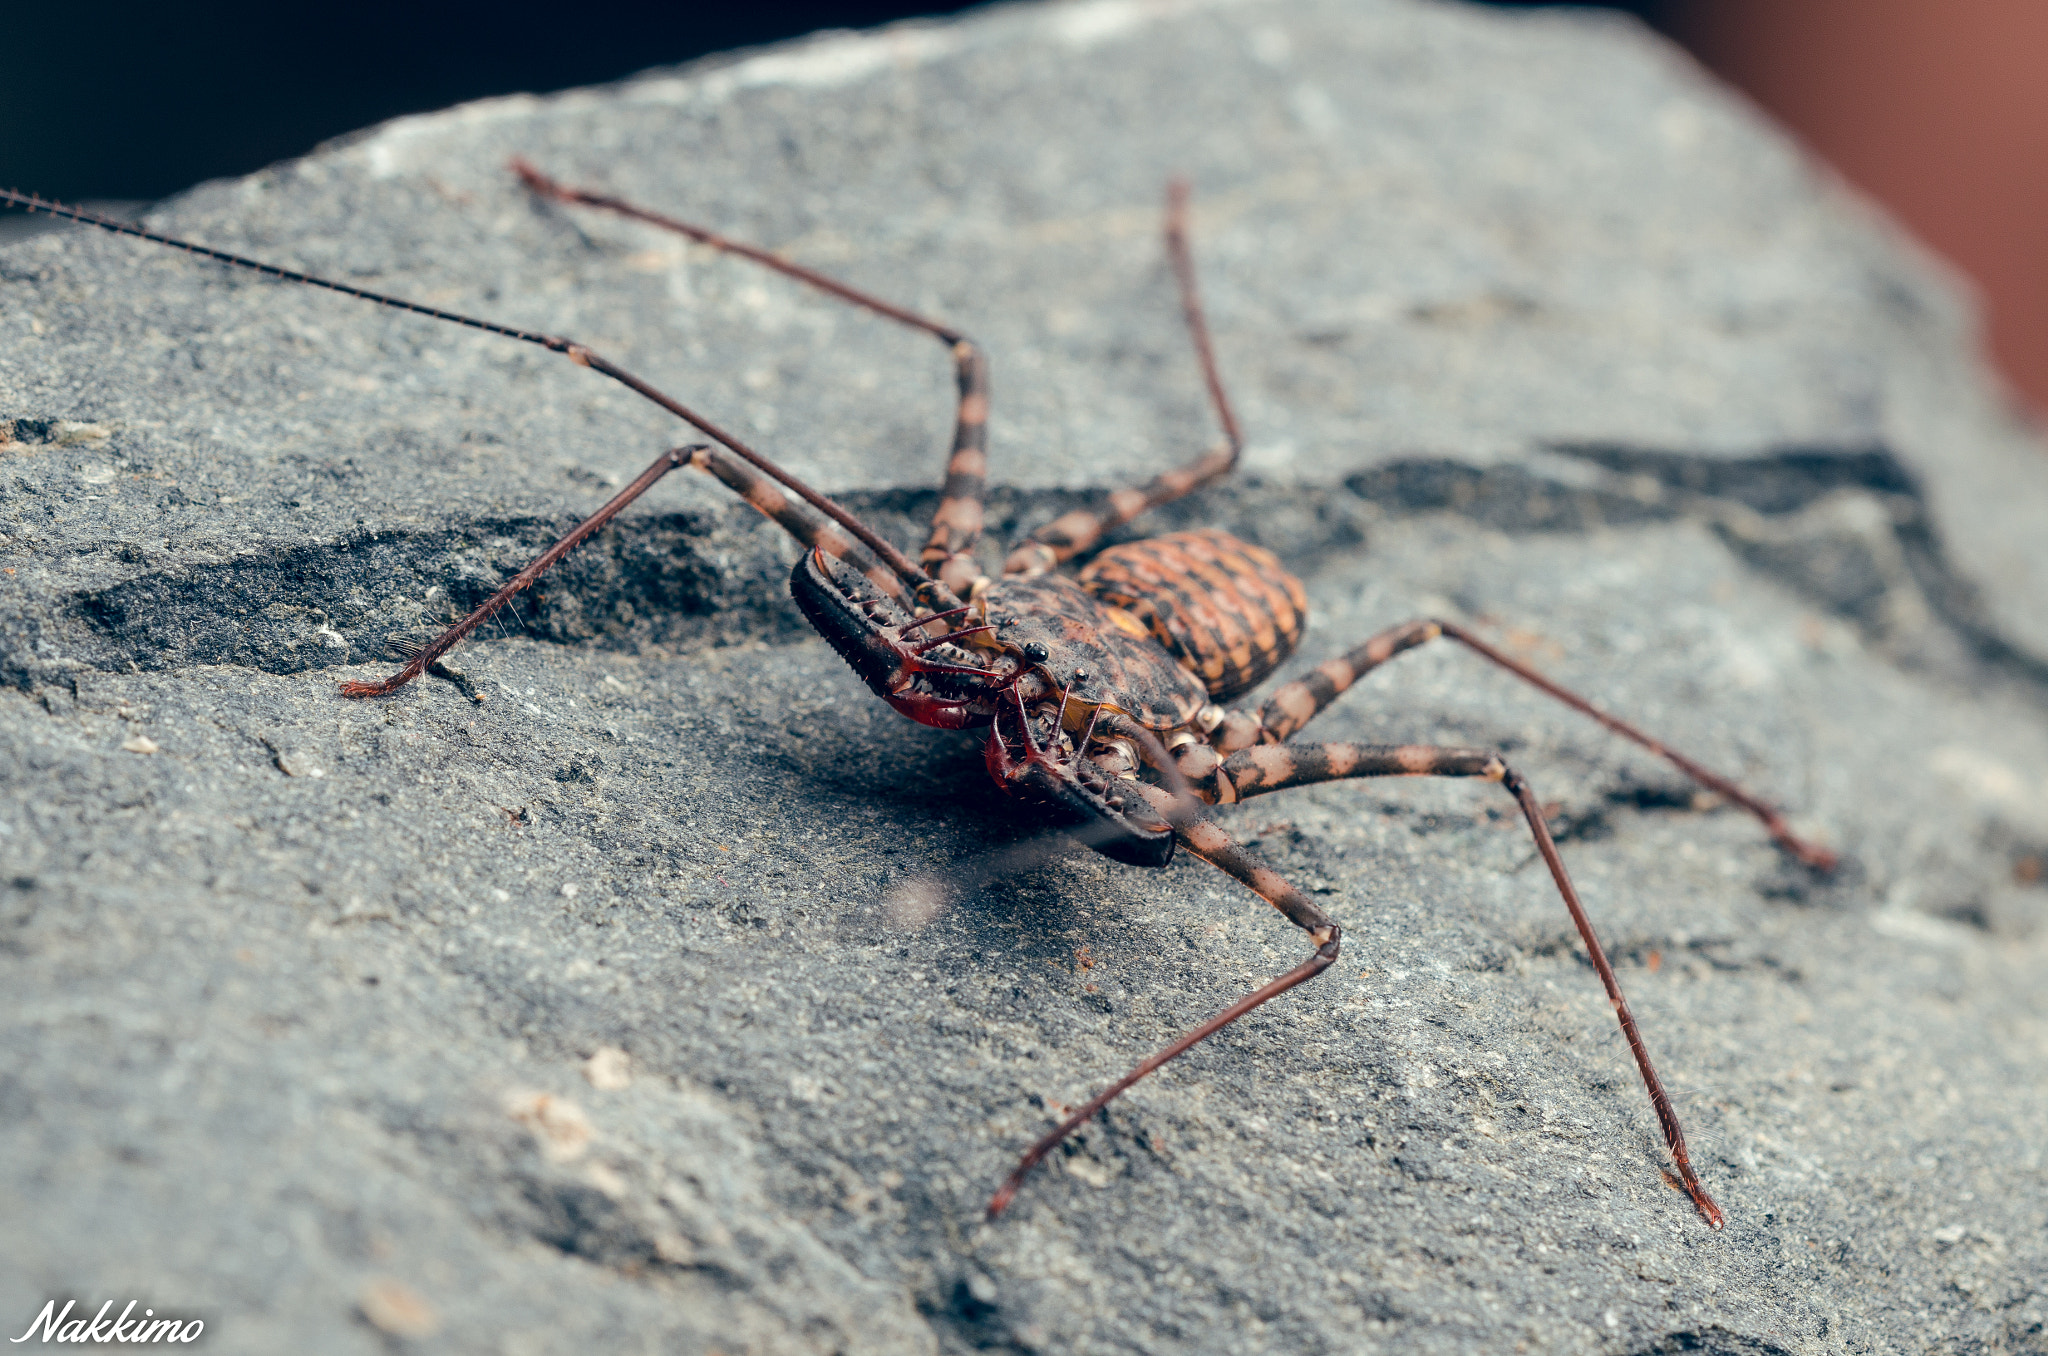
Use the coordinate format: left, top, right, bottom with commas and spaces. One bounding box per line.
1076, 529, 1308, 702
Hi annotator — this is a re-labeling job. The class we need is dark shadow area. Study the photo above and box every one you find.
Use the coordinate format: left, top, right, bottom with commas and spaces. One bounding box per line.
3, 2, 973, 203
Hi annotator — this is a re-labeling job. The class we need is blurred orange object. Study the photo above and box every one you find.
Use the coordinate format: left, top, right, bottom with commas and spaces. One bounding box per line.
1672, 0, 2048, 415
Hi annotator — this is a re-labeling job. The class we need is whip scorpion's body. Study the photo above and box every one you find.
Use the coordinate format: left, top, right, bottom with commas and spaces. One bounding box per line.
0, 166, 1836, 1226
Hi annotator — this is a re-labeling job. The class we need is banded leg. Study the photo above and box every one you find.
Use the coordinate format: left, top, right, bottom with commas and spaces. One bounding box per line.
1004, 180, 1245, 577
988, 784, 1338, 1218
1213, 618, 1835, 868
513, 161, 991, 594
1204, 740, 1723, 1228
343, 442, 907, 696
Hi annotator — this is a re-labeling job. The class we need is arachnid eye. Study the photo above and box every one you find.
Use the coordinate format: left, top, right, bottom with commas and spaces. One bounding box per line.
1023, 642, 1050, 664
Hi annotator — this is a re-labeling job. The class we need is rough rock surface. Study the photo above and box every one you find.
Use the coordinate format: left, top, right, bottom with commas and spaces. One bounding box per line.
4, 1, 2047, 1351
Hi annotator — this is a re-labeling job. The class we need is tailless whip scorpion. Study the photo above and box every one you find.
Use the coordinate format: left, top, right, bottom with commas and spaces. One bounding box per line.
0, 165, 1837, 1228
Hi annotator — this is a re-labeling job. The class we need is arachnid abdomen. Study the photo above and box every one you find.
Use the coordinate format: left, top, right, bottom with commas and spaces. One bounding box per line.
1077, 529, 1308, 701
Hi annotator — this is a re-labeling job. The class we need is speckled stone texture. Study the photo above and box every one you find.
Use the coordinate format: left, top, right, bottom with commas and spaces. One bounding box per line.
3, 1, 2046, 1352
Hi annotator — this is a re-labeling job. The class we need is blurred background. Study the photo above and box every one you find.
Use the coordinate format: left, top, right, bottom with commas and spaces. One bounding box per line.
4, 1, 2042, 413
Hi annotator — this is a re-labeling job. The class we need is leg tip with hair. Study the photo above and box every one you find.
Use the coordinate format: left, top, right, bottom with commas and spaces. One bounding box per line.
984, 1181, 1019, 1221
1665, 1167, 1725, 1230
1674, 1174, 1725, 1231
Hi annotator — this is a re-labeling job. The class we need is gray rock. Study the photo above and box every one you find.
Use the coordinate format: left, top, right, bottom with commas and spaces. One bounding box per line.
3, 1, 2045, 1352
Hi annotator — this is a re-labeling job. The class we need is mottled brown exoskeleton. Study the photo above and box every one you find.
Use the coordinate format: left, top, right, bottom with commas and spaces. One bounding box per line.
1, 167, 1836, 1229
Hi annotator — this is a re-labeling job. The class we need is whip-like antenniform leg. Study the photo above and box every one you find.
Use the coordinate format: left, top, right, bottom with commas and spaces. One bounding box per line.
0, 185, 959, 693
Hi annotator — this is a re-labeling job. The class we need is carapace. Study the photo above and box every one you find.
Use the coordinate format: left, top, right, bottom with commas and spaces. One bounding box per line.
0, 168, 1837, 1229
